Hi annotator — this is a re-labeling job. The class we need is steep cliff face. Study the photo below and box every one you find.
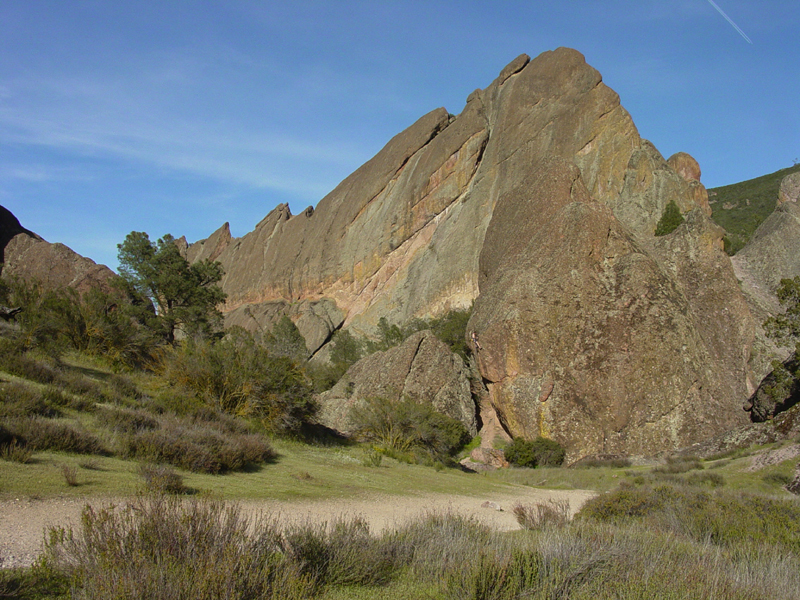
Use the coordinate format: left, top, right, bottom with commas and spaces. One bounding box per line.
0, 206, 116, 294
185, 48, 764, 458
467, 158, 751, 459
189, 49, 708, 336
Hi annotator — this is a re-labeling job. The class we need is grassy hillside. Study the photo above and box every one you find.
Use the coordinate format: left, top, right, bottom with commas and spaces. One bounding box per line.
709, 162, 800, 254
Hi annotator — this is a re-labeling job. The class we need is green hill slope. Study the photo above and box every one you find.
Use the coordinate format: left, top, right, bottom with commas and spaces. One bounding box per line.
709, 163, 800, 254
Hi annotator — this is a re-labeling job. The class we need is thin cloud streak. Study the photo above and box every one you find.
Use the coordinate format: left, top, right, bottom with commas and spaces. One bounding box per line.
707, 0, 753, 44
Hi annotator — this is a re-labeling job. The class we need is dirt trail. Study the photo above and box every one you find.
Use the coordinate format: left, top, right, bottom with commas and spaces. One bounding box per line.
0, 487, 595, 569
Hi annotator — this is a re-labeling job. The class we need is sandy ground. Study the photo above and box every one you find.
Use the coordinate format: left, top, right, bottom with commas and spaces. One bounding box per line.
0, 487, 595, 569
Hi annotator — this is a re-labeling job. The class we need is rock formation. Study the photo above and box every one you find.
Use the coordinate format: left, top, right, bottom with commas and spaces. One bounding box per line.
0, 206, 116, 294
317, 331, 476, 435
183, 48, 787, 459
778, 172, 800, 205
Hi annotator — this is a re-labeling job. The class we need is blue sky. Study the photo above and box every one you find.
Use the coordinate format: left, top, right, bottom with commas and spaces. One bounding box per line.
1, 1, 798, 270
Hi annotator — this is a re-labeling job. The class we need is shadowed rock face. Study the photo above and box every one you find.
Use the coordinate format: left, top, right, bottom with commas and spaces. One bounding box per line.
0, 206, 116, 294
184, 48, 763, 458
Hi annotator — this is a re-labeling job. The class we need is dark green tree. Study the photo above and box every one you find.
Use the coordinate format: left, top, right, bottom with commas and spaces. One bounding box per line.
765, 276, 800, 342
760, 276, 800, 416
117, 232, 226, 344
654, 200, 685, 236
265, 316, 307, 360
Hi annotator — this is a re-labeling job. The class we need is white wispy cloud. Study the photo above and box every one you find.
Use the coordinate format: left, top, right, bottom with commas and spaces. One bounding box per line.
0, 51, 376, 201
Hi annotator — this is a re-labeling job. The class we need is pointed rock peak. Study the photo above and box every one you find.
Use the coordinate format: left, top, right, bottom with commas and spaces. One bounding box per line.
0, 205, 38, 242
667, 152, 702, 183
497, 53, 530, 84
211, 221, 232, 241
255, 203, 292, 230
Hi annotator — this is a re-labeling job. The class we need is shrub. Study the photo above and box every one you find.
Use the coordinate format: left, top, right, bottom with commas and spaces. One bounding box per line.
652, 455, 703, 474
505, 437, 566, 468
654, 200, 685, 236
0, 340, 59, 383
578, 481, 800, 553
512, 499, 571, 530
61, 464, 79, 486
571, 455, 632, 469
138, 463, 186, 494
282, 517, 395, 587
0, 439, 33, 463
122, 416, 275, 473
156, 329, 317, 434
264, 315, 307, 360
44, 495, 310, 600
0, 382, 60, 419
98, 407, 159, 434
5, 418, 106, 455
350, 396, 470, 464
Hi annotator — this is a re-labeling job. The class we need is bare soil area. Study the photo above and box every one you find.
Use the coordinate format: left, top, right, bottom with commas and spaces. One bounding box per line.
0, 487, 595, 569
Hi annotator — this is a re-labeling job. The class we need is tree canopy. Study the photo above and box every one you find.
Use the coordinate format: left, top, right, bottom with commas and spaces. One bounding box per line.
117, 232, 226, 344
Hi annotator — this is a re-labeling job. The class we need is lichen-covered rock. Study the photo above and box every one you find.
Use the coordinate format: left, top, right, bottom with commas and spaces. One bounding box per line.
469, 157, 749, 460
187, 47, 701, 338
316, 331, 476, 435
778, 172, 800, 205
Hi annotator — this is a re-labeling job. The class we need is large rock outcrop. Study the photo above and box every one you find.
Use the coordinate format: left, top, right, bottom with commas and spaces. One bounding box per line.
317, 331, 476, 435
0, 206, 116, 294
184, 48, 770, 458
467, 157, 750, 459
187, 49, 709, 337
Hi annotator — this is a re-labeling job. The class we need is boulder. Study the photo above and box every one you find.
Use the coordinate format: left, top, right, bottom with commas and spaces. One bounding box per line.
778, 172, 800, 205
316, 331, 476, 435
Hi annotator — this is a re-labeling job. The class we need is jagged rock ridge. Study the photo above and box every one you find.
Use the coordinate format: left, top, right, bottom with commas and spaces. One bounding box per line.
185, 48, 782, 459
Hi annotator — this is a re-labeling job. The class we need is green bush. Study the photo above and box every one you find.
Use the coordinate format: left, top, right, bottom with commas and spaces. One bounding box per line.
578, 481, 800, 552
0, 338, 59, 383
44, 495, 310, 600
6, 418, 106, 455
264, 315, 307, 360
350, 396, 470, 464
157, 329, 316, 434
1, 277, 159, 367
652, 455, 703, 474
31, 492, 800, 599
0, 382, 61, 419
504, 437, 566, 468
121, 416, 274, 474
654, 200, 685, 236
138, 463, 186, 494
98, 407, 159, 434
